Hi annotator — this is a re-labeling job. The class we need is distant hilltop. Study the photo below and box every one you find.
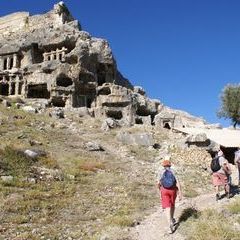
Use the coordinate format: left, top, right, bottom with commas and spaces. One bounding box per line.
0, 2, 215, 129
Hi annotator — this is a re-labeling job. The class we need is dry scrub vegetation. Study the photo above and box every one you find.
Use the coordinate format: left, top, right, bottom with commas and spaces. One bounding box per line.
179, 198, 240, 240
0, 103, 235, 239
0, 105, 160, 239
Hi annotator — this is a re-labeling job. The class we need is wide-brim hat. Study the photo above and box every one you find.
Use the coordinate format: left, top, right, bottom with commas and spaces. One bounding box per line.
162, 155, 171, 167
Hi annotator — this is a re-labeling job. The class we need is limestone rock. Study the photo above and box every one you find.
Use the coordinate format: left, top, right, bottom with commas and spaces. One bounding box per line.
31, 166, 63, 181
154, 106, 207, 129
1, 175, 14, 182
2, 99, 11, 107
22, 106, 37, 113
85, 142, 104, 151
24, 149, 47, 159
24, 149, 39, 159
186, 133, 208, 143
134, 86, 145, 95
117, 132, 154, 146
101, 118, 119, 131
0, 3, 213, 129
49, 108, 64, 119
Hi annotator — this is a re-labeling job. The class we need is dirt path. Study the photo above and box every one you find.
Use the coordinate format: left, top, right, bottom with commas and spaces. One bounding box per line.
130, 168, 240, 240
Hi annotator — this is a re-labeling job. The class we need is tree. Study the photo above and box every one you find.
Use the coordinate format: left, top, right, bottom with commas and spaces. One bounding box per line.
217, 84, 240, 128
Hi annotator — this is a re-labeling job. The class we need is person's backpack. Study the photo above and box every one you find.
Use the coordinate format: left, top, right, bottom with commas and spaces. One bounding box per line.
160, 169, 176, 189
210, 156, 221, 172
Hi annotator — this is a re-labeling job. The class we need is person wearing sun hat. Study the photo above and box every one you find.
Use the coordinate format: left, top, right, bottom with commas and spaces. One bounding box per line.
157, 155, 182, 234
212, 149, 232, 200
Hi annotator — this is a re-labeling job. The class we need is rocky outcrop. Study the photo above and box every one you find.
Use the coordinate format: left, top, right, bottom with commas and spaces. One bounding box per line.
0, 2, 213, 129
0, 2, 131, 109
117, 132, 154, 146
154, 106, 207, 129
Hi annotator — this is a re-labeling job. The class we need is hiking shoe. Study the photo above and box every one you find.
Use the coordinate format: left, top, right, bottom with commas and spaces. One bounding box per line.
172, 218, 177, 226
216, 193, 220, 201
169, 223, 175, 234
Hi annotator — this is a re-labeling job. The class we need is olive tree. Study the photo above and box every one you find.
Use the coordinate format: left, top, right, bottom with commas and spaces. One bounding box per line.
217, 84, 240, 128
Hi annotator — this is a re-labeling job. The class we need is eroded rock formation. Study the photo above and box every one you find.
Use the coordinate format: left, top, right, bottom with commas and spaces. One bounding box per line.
0, 2, 210, 128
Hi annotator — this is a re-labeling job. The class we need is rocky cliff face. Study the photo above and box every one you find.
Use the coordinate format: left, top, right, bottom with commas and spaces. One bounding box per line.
0, 2, 211, 129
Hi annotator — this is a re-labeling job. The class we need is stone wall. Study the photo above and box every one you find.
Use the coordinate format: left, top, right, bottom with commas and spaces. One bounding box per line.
0, 3, 75, 38
0, 12, 29, 36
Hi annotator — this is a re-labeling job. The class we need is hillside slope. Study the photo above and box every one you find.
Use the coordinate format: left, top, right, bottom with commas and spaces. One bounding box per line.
0, 101, 218, 240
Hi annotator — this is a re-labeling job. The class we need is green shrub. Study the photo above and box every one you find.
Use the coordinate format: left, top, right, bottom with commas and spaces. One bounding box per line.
0, 146, 34, 177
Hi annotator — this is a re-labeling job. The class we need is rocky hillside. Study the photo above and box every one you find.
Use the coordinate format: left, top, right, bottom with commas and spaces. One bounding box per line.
0, 2, 212, 130
0, 3, 234, 240
0, 99, 217, 240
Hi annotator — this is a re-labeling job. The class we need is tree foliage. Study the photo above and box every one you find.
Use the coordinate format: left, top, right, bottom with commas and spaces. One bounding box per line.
218, 84, 240, 128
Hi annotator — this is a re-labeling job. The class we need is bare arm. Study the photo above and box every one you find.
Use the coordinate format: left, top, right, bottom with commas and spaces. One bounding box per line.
176, 177, 182, 201
223, 163, 231, 175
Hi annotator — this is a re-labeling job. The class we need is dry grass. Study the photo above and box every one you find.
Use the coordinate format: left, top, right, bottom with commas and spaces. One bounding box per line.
0, 103, 217, 239
78, 159, 106, 172
1, 180, 76, 225
0, 146, 34, 177
180, 208, 240, 240
226, 198, 240, 214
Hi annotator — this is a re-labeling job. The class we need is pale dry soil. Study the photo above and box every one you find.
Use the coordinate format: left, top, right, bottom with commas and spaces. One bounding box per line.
130, 167, 240, 240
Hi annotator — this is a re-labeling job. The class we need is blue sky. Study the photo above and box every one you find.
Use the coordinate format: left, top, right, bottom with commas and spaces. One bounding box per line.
1, 1, 240, 127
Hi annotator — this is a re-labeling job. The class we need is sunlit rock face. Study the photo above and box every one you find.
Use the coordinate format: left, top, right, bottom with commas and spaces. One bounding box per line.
0, 2, 209, 128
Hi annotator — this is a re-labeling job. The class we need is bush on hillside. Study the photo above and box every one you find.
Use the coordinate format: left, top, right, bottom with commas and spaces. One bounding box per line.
0, 146, 34, 177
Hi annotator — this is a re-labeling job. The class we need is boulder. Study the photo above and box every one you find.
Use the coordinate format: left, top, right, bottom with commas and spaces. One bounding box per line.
49, 108, 64, 119
22, 106, 37, 113
2, 100, 11, 107
117, 132, 154, 146
24, 149, 47, 159
85, 142, 104, 151
1, 176, 14, 182
186, 133, 208, 143
24, 149, 39, 159
101, 118, 119, 131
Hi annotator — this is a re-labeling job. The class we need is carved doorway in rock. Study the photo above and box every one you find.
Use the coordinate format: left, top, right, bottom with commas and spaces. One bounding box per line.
56, 74, 73, 87
0, 83, 9, 96
106, 110, 123, 120
163, 122, 171, 129
27, 84, 50, 98
97, 63, 106, 86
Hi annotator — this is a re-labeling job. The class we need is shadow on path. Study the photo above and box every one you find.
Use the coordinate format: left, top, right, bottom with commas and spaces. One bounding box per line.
178, 206, 200, 223
231, 185, 240, 196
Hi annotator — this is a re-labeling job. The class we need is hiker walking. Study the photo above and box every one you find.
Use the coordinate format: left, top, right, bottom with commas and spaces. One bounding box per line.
157, 156, 182, 234
211, 150, 232, 200
234, 147, 240, 187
